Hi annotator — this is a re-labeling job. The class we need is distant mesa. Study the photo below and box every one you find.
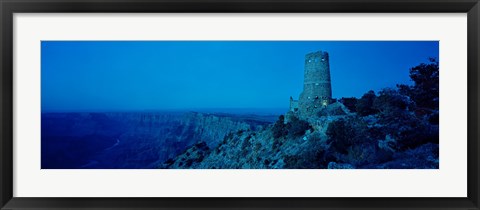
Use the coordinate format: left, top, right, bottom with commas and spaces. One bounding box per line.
290, 50, 332, 118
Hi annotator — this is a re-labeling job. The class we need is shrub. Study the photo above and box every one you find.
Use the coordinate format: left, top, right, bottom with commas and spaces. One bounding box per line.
345, 143, 382, 167
367, 88, 439, 150
378, 109, 437, 150
373, 88, 414, 115
194, 141, 208, 150
325, 117, 396, 167
241, 135, 252, 148
283, 148, 324, 169
272, 137, 283, 151
222, 132, 234, 144
272, 115, 287, 139
428, 112, 439, 124
285, 115, 311, 138
164, 158, 174, 167
397, 58, 439, 111
356, 90, 379, 116
241, 136, 252, 156
254, 142, 262, 152
282, 132, 325, 169
326, 117, 371, 154
339, 97, 358, 112
264, 159, 270, 166
409, 58, 439, 110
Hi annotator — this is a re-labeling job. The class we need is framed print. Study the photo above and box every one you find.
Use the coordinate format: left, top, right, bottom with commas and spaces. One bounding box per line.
1, 0, 479, 209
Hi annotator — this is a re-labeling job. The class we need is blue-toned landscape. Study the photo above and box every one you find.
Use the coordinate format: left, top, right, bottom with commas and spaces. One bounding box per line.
41, 41, 439, 169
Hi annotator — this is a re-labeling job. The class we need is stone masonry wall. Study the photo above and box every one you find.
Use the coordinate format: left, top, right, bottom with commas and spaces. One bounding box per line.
298, 51, 332, 118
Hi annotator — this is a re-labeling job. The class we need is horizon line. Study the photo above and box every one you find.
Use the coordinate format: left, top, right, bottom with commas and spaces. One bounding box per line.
41, 107, 289, 114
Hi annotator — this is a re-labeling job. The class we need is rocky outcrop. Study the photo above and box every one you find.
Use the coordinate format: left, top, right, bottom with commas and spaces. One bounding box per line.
162, 122, 329, 169
162, 141, 211, 169
163, 101, 439, 169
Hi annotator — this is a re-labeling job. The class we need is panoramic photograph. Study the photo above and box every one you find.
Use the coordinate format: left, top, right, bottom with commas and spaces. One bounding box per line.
41, 41, 439, 169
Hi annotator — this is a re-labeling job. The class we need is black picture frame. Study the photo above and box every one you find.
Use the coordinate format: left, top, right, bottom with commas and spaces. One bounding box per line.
1, 0, 479, 209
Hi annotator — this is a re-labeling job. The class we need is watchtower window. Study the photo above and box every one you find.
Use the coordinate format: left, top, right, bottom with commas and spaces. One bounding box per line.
315, 58, 319, 62
321, 58, 325, 61
308, 59, 312, 63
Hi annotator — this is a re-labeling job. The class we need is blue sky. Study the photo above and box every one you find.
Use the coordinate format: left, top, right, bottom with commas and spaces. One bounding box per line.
41, 41, 438, 112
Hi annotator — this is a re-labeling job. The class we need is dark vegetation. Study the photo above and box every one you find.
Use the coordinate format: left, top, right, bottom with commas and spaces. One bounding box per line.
283, 133, 326, 169
272, 115, 311, 139
338, 97, 357, 112
324, 59, 439, 168
356, 90, 379, 116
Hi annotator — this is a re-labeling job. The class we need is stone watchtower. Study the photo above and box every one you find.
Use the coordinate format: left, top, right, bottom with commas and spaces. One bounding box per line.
291, 51, 332, 118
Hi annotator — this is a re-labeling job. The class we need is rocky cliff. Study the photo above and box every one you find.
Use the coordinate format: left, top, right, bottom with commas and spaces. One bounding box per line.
162, 102, 439, 169
42, 111, 271, 169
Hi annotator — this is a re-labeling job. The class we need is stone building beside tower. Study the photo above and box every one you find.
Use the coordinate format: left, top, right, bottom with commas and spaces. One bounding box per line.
290, 51, 332, 118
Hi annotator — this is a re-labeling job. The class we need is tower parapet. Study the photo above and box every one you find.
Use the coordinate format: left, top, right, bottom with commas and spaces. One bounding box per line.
289, 96, 299, 112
